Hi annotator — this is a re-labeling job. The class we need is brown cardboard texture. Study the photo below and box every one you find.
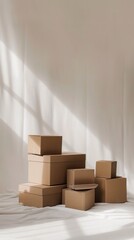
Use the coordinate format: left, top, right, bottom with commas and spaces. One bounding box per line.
65, 189, 95, 211
69, 183, 98, 190
67, 168, 94, 188
96, 160, 117, 178
28, 153, 85, 185
19, 183, 66, 207
95, 177, 127, 203
28, 135, 62, 155
62, 188, 69, 204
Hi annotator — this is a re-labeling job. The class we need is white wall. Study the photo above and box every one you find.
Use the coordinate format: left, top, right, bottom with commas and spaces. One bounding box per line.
0, 0, 134, 197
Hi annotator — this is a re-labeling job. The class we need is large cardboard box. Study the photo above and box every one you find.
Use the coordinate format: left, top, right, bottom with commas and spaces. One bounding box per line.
67, 168, 94, 188
19, 183, 66, 208
28, 135, 62, 155
28, 153, 86, 185
65, 188, 95, 211
96, 160, 117, 178
95, 177, 127, 203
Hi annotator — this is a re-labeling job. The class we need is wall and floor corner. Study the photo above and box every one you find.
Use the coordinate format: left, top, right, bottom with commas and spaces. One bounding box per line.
0, 0, 134, 198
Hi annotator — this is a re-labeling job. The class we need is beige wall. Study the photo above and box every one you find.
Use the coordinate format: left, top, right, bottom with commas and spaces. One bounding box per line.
0, 0, 134, 197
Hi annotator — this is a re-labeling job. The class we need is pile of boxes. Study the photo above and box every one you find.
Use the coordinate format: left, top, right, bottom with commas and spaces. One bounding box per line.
19, 135, 86, 208
63, 168, 98, 211
19, 135, 127, 210
95, 160, 127, 203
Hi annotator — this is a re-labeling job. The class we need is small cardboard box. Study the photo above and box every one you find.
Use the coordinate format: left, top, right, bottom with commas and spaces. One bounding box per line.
19, 183, 66, 208
28, 135, 62, 155
28, 153, 85, 185
67, 168, 94, 188
96, 160, 117, 178
65, 188, 95, 211
95, 177, 127, 203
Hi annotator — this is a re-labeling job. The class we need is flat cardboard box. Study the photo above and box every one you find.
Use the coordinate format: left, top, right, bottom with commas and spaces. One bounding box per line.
96, 160, 117, 178
19, 183, 66, 208
67, 168, 94, 188
95, 177, 127, 203
65, 188, 95, 211
28, 135, 62, 155
28, 153, 85, 185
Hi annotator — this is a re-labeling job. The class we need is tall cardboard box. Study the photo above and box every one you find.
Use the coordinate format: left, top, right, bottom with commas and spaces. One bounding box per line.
65, 188, 95, 211
96, 160, 117, 178
28, 135, 62, 155
19, 183, 66, 208
95, 177, 127, 203
28, 153, 85, 185
67, 168, 94, 188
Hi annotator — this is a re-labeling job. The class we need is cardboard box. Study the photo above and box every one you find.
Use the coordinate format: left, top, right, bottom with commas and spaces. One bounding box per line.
95, 177, 127, 203
28, 135, 62, 155
96, 160, 117, 178
67, 168, 94, 188
65, 188, 95, 211
28, 153, 85, 185
19, 183, 66, 208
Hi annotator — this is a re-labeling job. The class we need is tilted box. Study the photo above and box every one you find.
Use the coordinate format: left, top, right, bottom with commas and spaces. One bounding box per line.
28, 153, 85, 185
19, 183, 66, 208
95, 177, 127, 203
96, 160, 117, 178
67, 168, 94, 188
28, 135, 62, 155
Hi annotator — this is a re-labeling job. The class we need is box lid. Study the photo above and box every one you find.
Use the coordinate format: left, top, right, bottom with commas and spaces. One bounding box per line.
68, 183, 98, 190
28, 152, 86, 163
19, 183, 66, 196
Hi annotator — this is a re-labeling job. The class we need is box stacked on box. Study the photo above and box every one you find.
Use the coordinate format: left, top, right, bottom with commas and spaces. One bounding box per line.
63, 168, 98, 211
19, 135, 127, 209
19, 135, 86, 208
95, 160, 127, 203
67, 168, 95, 188
28, 135, 62, 155
19, 183, 66, 208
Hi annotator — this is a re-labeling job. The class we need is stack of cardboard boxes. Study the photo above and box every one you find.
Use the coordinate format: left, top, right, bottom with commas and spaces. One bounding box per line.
19, 135, 86, 207
95, 160, 127, 203
63, 168, 98, 211
19, 135, 127, 209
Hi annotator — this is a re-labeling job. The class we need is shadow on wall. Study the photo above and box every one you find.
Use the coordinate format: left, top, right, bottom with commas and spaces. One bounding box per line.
1, 0, 134, 179
0, 119, 27, 192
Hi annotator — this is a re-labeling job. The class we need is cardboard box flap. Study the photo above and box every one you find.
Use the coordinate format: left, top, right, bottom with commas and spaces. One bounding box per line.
69, 183, 98, 190
28, 153, 86, 163
19, 183, 66, 196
